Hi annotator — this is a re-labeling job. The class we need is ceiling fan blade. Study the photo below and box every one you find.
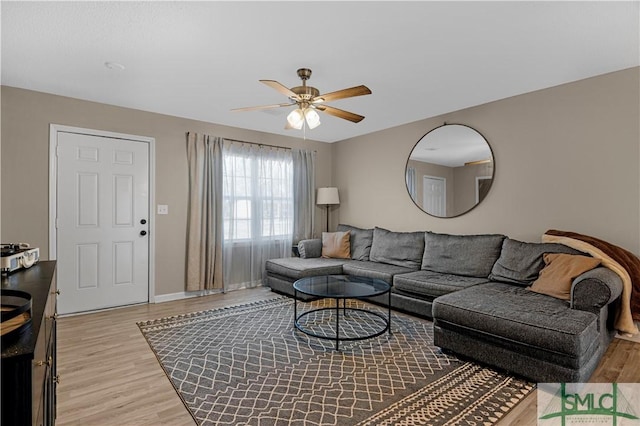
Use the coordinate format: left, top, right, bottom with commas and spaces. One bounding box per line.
315, 105, 365, 123
312, 85, 371, 103
231, 103, 294, 112
260, 80, 299, 100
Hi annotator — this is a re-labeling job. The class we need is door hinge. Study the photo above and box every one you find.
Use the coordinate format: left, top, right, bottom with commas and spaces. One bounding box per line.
55, 218, 59, 229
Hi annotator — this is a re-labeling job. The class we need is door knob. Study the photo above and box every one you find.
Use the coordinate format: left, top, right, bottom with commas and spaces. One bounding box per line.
140, 230, 147, 236
140, 219, 147, 225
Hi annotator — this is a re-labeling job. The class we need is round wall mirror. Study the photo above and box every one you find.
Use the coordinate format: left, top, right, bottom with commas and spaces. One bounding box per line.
405, 124, 495, 218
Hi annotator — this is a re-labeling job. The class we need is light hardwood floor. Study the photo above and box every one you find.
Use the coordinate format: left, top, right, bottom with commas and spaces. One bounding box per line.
56, 287, 640, 425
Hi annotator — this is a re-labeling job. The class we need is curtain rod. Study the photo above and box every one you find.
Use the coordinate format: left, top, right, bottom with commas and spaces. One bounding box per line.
222, 137, 316, 153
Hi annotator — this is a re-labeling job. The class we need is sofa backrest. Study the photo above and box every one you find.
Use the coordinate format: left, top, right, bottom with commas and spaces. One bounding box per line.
422, 231, 506, 277
489, 238, 585, 286
337, 224, 374, 261
369, 227, 425, 269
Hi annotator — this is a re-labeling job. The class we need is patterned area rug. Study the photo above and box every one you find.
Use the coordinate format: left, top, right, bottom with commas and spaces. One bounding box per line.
138, 297, 534, 425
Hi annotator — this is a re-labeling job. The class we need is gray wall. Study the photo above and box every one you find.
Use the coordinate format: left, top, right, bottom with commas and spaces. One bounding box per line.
334, 67, 640, 255
0, 87, 333, 296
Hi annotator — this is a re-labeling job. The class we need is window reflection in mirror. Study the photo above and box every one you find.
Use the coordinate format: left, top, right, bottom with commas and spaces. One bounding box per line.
406, 124, 495, 218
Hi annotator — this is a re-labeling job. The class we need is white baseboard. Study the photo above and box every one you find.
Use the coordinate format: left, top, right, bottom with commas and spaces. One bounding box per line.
153, 289, 224, 304
153, 284, 264, 304
59, 302, 147, 317
60, 287, 255, 315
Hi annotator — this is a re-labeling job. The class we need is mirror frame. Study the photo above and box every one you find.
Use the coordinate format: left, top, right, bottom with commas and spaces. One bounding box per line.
405, 123, 495, 218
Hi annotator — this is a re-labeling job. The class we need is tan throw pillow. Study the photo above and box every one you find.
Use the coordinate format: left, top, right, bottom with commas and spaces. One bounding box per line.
529, 253, 601, 300
322, 231, 351, 259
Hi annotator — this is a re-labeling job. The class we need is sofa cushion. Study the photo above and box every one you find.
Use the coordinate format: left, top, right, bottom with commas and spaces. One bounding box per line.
489, 238, 585, 286
433, 282, 599, 358
342, 260, 415, 284
298, 239, 322, 259
530, 253, 601, 300
369, 227, 425, 269
322, 231, 351, 259
265, 257, 346, 280
394, 271, 489, 299
421, 232, 506, 277
337, 224, 374, 261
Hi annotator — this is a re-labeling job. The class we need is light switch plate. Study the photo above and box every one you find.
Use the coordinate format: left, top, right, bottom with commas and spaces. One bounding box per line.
157, 204, 169, 215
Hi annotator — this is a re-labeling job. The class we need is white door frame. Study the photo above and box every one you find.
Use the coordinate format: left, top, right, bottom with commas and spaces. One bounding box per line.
49, 124, 156, 304
475, 175, 492, 204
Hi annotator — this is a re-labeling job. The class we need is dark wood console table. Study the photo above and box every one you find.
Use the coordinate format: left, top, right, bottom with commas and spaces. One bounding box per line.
1, 261, 58, 426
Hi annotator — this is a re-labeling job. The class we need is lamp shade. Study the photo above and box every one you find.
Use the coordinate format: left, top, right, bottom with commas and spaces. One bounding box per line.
317, 187, 340, 205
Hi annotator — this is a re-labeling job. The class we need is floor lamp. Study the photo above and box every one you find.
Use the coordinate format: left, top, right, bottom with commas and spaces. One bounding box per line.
317, 187, 340, 233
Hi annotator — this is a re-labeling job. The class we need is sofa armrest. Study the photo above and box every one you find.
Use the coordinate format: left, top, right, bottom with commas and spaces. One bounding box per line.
298, 239, 322, 259
571, 267, 623, 313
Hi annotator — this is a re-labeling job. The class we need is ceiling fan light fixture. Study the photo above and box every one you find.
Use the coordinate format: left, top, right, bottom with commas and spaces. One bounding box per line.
304, 108, 321, 129
234, 68, 371, 132
287, 108, 305, 130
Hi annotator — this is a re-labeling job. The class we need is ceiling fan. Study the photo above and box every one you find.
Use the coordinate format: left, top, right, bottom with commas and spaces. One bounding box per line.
232, 68, 372, 130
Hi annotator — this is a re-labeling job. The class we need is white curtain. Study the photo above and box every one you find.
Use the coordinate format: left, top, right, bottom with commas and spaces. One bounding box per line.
292, 148, 316, 242
222, 142, 293, 290
186, 133, 223, 291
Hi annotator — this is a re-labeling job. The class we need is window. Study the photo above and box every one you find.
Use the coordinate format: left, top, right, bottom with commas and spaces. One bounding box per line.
222, 147, 293, 241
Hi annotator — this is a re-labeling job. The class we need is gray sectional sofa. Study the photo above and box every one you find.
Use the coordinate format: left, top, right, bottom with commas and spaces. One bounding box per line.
264, 224, 623, 383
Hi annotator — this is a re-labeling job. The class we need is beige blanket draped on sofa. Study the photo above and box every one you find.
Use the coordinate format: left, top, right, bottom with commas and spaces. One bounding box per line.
543, 229, 640, 335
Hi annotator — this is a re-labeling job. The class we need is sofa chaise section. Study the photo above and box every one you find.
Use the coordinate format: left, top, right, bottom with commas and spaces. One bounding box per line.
265, 255, 347, 300
433, 263, 623, 382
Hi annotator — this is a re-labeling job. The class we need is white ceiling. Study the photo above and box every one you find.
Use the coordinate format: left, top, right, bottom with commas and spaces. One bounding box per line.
2, 1, 638, 143
410, 124, 492, 167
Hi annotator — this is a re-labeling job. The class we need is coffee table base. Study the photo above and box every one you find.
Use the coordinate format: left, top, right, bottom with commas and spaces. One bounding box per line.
294, 295, 391, 351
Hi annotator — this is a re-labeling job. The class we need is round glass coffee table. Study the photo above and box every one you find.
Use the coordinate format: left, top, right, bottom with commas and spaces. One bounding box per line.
293, 275, 391, 350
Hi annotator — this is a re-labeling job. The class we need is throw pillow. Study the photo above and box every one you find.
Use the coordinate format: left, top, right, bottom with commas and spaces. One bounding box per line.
322, 231, 351, 259
529, 253, 601, 300
488, 238, 585, 286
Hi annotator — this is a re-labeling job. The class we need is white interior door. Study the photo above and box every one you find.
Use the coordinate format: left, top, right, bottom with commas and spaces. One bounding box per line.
56, 131, 149, 314
423, 175, 446, 216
